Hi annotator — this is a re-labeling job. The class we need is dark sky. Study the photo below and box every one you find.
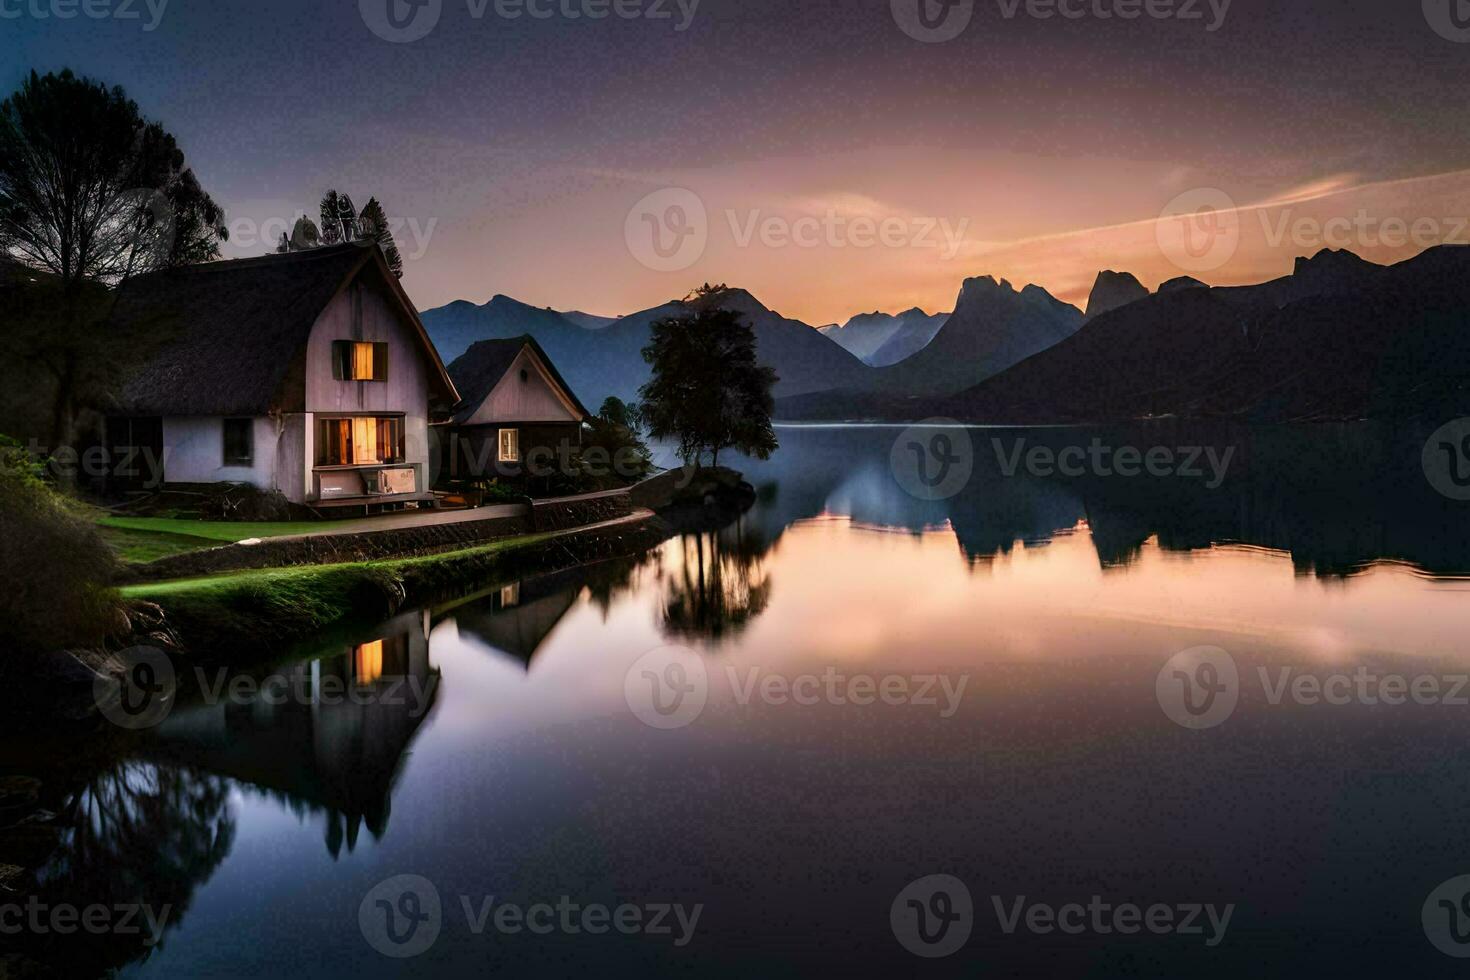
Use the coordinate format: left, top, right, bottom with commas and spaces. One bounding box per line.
8, 0, 1470, 320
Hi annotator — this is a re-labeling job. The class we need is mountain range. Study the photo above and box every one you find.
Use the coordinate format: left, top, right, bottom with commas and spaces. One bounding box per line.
422, 288, 870, 408
819, 308, 949, 366
779, 246, 1470, 423
422, 245, 1470, 425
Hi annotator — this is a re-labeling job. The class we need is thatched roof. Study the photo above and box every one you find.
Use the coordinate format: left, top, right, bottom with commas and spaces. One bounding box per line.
107, 243, 457, 416
447, 335, 590, 425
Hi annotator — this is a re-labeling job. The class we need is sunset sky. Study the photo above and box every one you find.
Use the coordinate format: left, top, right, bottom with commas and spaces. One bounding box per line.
9, 0, 1470, 323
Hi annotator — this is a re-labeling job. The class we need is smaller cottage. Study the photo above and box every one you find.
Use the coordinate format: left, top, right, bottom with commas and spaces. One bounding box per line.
443, 336, 590, 487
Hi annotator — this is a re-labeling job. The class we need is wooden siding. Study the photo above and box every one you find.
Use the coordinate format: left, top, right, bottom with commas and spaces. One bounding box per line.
464, 348, 582, 427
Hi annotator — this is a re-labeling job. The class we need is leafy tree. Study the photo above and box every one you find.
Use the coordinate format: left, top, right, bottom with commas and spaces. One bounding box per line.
358, 197, 403, 278
0, 69, 225, 461
598, 396, 646, 437
639, 304, 779, 469
0, 68, 226, 287
289, 188, 405, 277
582, 396, 652, 485
335, 192, 359, 242
319, 189, 344, 245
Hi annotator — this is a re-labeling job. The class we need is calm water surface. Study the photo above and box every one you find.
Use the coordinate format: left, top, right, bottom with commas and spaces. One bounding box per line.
8, 423, 1470, 977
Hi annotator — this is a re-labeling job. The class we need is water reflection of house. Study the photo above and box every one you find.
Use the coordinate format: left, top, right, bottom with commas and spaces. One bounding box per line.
145, 609, 439, 858
448, 566, 589, 668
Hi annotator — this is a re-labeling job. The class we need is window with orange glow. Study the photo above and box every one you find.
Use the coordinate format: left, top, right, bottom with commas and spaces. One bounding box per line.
352, 342, 375, 380
354, 639, 384, 685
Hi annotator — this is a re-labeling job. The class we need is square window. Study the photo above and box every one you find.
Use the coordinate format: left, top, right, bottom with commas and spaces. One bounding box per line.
333, 341, 389, 381
223, 418, 253, 465
498, 428, 520, 463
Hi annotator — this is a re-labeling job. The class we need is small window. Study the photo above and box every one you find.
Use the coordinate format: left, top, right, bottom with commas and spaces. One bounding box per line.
498, 428, 520, 463
333, 341, 388, 381
223, 418, 253, 465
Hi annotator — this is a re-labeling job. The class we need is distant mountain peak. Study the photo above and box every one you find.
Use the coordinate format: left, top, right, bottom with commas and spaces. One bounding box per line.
1158, 275, 1209, 293
1293, 248, 1371, 278
1084, 270, 1149, 320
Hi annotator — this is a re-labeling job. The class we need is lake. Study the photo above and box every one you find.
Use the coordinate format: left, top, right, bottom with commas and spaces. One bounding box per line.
6, 422, 1470, 977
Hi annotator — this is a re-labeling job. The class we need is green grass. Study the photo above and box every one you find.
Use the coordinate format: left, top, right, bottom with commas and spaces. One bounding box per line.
96, 515, 351, 564
98, 515, 329, 542
97, 523, 222, 563
119, 532, 559, 659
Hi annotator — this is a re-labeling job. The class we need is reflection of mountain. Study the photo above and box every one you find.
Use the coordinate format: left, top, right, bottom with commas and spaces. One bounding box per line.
721, 423, 1470, 578
0, 762, 234, 978
146, 609, 440, 858
657, 520, 772, 641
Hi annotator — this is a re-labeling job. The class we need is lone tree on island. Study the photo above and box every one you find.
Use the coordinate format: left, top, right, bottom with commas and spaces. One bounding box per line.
639, 302, 779, 469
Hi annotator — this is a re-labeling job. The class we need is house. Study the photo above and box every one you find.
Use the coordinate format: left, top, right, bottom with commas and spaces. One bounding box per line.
152, 607, 439, 856
442, 335, 590, 486
103, 243, 459, 509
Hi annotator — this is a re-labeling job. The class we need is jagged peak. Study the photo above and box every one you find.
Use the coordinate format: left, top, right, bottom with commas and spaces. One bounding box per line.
960, 274, 1018, 297
1293, 248, 1370, 277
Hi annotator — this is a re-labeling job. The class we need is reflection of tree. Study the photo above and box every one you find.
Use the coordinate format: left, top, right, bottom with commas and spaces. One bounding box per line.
657, 520, 772, 641
0, 760, 234, 977
582, 551, 658, 619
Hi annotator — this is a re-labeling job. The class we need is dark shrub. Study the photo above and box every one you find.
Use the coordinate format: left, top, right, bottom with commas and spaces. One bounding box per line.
0, 436, 120, 653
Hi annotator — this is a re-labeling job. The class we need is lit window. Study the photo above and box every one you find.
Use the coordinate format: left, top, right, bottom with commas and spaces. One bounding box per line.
334, 341, 388, 381
498, 428, 520, 462
352, 417, 379, 464
353, 342, 375, 379
317, 417, 404, 466
500, 583, 520, 607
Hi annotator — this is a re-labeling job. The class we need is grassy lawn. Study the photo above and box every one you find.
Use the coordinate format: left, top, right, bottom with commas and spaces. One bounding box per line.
96, 515, 341, 564
118, 532, 559, 658
98, 523, 222, 563
98, 515, 330, 542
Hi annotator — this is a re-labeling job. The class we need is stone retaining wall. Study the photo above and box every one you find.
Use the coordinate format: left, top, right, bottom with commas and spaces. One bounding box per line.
530, 491, 632, 531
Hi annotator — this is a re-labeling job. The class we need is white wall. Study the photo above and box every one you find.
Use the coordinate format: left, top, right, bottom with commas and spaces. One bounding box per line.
162, 416, 281, 489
